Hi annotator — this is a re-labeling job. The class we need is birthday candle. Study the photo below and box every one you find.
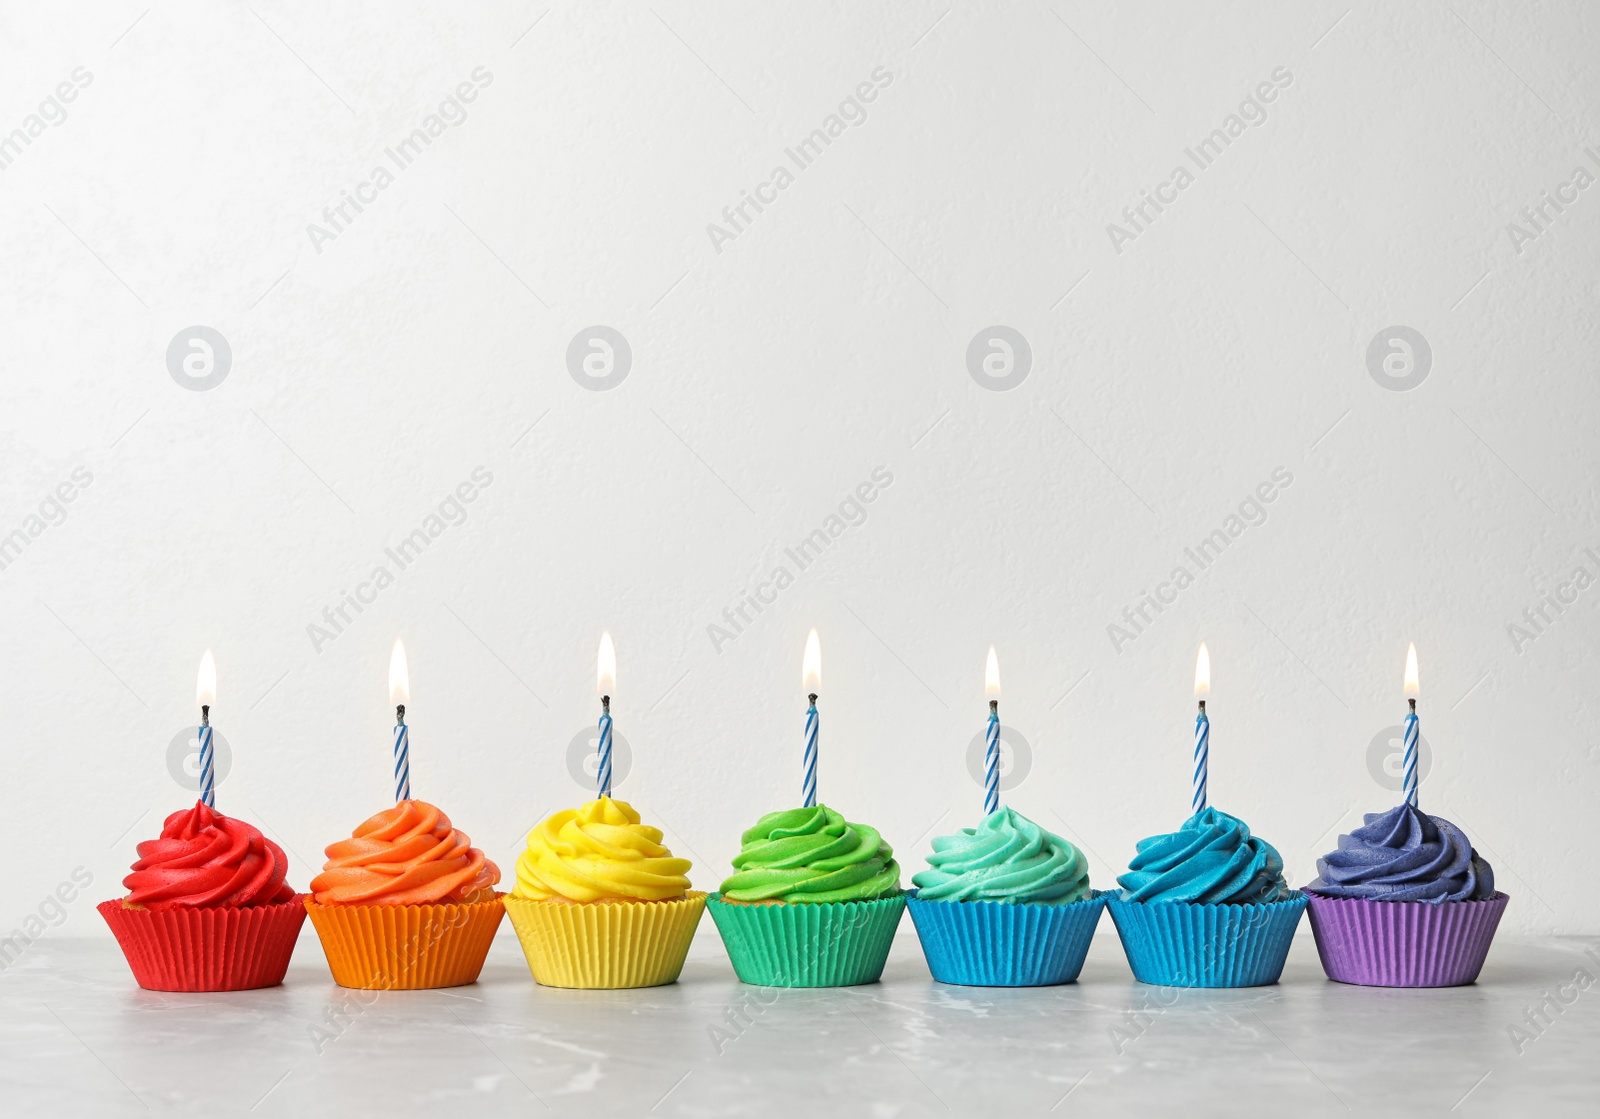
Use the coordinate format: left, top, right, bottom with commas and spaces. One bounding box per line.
390, 639, 410, 802
1402, 643, 1420, 808
802, 629, 820, 808
597, 632, 616, 798
984, 647, 1000, 816
1192, 643, 1210, 815
196, 651, 217, 809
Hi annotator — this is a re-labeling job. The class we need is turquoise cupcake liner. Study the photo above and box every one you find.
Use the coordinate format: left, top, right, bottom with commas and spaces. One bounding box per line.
1106, 891, 1307, 988
706, 892, 906, 987
906, 889, 1107, 987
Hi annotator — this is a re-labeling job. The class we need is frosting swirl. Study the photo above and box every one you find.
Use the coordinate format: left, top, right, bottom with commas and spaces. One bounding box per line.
310, 800, 499, 906
1309, 804, 1494, 902
514, 797, 692, 902
1118, 807, 1289, 905
720, 805, 901, 903
912, 808, 1090, 905
124, 802, 296, 910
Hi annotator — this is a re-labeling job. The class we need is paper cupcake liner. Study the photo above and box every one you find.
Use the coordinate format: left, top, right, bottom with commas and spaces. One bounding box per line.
503, 892, 707, 989
303, 893, 506, 990
706, 892, 906, 987
98, 895, 308, 992
1106, 891, 1307, 988
1304, 890, 1509, 987
906, 889, 1107, 987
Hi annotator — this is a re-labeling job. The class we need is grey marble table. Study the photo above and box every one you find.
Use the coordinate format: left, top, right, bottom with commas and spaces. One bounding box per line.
2, 927, 1594, 1117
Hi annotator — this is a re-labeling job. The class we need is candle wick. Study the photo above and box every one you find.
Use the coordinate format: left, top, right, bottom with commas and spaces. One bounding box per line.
1197, 700, 1206, 713
601, 695, 611, 712
395, 704, 406, 725
989, 700, 997, 714
808, 693, 817, 705
1408, 698, 1416, 713
200, 705, 210, 728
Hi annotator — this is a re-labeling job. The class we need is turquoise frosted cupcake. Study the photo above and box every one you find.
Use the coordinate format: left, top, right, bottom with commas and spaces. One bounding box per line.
1106, 807, 1305, 987
907, 807, 1105, 986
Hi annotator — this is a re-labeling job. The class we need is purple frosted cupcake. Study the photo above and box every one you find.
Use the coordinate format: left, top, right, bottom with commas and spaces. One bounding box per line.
1304, 804, 1508, 987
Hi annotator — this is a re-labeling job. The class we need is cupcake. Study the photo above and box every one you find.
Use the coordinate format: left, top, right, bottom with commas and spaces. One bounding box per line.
303, 800, 504, 990
99, 801, 308, 991
1304, 803, 1508, 986
906, 807, 1105, 986
706, 805, 905, 987
503, 796, 705, 989
1106, 807, 1306, 987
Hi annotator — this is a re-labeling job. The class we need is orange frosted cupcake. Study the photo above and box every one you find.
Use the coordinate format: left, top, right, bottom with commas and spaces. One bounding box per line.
303, 799, 504, 989
503, 797, 705, 988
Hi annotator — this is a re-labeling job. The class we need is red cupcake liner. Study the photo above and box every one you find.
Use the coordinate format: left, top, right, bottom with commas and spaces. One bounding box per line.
98, 895, 309, 992
1304, 890, 1509, 987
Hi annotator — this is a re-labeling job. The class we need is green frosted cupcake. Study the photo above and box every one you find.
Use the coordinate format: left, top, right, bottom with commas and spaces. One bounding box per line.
706, 805, 905, 986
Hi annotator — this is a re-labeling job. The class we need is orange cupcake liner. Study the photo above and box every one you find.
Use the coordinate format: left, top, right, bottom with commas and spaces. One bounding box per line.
303, 893, 506, 990
98, 895, 308, 992
503, 892, 707, 989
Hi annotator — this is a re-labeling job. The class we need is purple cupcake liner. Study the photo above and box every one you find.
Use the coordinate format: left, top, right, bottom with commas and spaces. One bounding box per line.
1304, 890, 1509, 987
906, 889, 1106, 987
1106, 892, 1306, 988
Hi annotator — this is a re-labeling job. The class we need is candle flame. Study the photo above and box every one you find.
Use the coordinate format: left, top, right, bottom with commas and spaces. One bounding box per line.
597, 631, 616, 695
1194, 643, 1210, 697
802, 629, 821, 691
389, 639, 409, 706
1404, 642, 1419, 697
984, 646, 1000, 699
196, 650, 217, 708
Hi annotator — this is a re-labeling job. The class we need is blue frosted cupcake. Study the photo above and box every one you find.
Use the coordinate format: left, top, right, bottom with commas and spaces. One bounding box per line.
1106, 807, 1306, 987
906, 807, 1105, 986
1304, 804, 1508, 986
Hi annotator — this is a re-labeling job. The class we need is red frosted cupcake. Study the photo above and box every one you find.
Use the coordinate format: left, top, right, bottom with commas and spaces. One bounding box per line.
100, 801, 308, 991
303, 800, 505, 989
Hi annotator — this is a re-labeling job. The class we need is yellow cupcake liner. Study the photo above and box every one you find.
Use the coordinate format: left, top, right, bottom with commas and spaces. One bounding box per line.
303, 893, 506, 990
503, 892, 707, 989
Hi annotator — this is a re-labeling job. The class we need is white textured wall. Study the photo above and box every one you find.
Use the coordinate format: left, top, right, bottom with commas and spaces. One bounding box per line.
2, 1, 1597, 938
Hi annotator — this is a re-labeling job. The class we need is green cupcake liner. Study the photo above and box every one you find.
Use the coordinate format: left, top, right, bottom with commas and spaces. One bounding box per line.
706, 892, 906, 987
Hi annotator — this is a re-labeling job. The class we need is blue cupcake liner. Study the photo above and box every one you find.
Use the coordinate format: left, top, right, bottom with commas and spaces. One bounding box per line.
906, 889, 1107, 987
1106, 891, 1307, 988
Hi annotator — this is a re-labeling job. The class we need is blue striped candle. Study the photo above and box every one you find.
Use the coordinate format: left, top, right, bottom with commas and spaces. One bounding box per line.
393, 708, 410, 802
598, 696, 613, 798
1402, 700, 1419, 808
802, 695, 818, 808
984, 702, 1000, 815
1192, 643, 1210, 816
198, 710, 215, 809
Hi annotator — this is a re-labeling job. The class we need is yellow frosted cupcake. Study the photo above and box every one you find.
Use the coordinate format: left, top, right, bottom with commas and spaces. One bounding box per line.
503, 797, 706, 988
